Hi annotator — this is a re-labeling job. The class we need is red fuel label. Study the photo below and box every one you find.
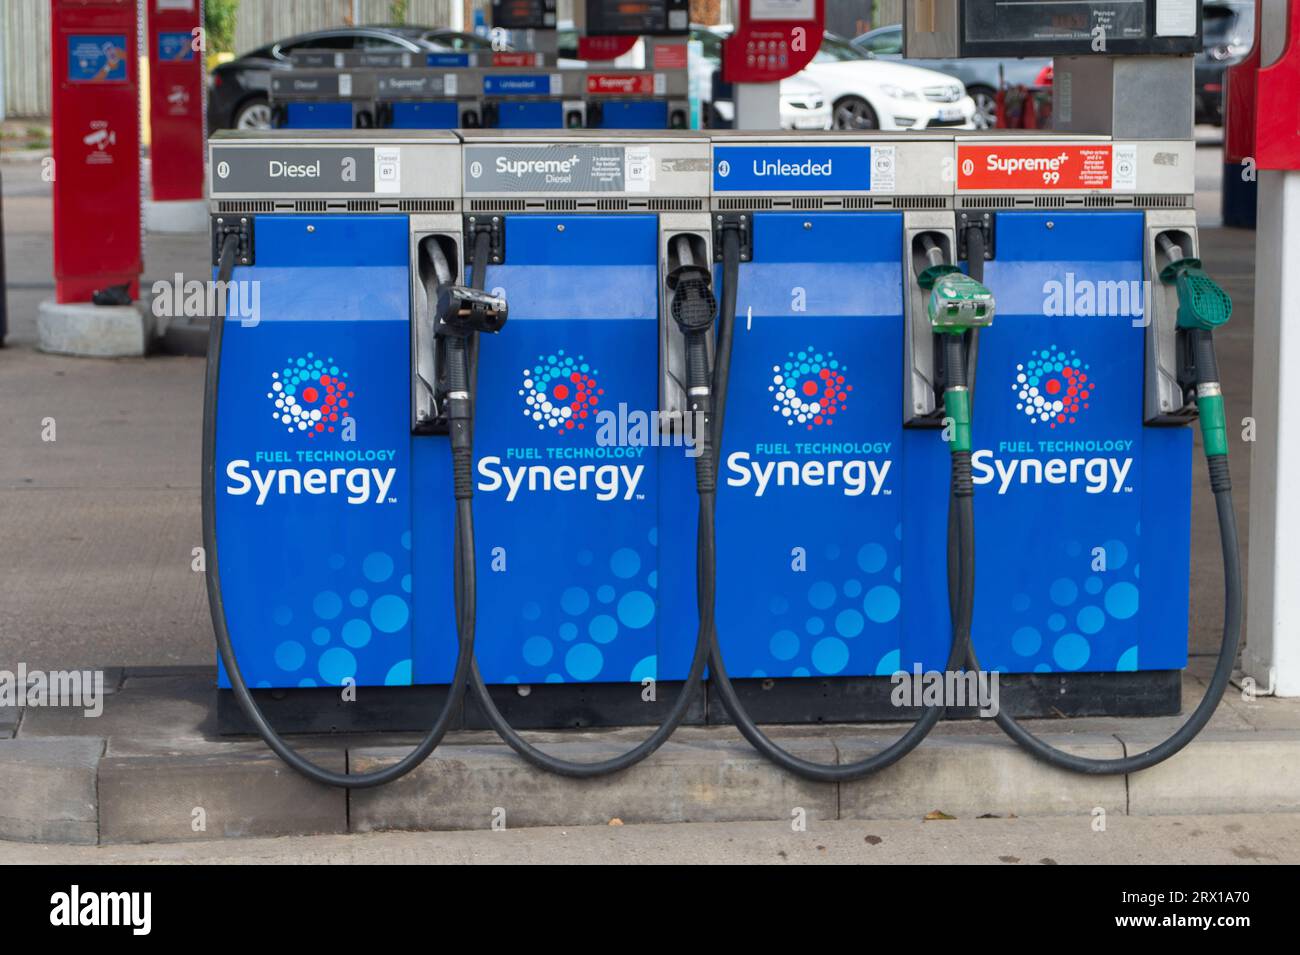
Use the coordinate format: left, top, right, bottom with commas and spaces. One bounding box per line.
493, 52, 538, 67
586, 73, 656, 95
957, 144, 1131, 191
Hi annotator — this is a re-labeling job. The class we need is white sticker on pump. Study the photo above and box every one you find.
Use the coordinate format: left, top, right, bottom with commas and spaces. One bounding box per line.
338, 73, 352, 96
1155, 0, 1198, 37
375, 148, 401, 194
549, 73, 563, 95
654, 73, 666, 96
446, 73, 459, 95
1112, 144, 1138, 192
872, 145, 896, 193
625, 146, 654, 193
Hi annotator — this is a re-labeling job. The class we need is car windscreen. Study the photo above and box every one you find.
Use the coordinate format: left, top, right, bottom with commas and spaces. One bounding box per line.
814, 34, 868, 63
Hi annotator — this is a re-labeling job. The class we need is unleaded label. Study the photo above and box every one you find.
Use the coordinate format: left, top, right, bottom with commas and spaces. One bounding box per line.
712, 146, 873, 192
212, 147, 377, 193
464, 145, 626, 193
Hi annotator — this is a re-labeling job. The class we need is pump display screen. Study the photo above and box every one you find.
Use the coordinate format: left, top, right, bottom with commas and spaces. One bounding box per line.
491, 0, 556, 30
584, 0, 690, 36
966, 1, 1146, 44
929, 0, 1201, 56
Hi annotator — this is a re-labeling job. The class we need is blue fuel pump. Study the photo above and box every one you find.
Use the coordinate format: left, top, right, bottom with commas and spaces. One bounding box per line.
201, 128, 1243, 789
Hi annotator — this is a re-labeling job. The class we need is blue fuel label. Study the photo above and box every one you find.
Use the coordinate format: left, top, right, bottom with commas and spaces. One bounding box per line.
713, 146, 873, 192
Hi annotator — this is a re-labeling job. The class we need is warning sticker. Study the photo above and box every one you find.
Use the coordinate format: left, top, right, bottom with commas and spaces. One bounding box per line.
625, 146, 654, 193
957, 144, 1116, 191
375, 148, 401, 194
872, 145, 897, 194
654, 43, 689, 70
68, 35, 129, 83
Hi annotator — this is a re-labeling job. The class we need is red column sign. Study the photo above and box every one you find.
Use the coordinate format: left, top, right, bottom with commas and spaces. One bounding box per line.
148, 0, 205, 201
722, 0, 824, 84
51, 0, 142, 303
1254, 0, 1300, 171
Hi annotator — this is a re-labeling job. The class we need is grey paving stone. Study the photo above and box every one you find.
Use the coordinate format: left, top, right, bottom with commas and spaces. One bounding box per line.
1126, 732, 1300, 815
0, 736, 103, 844
350, 736, 838, 833
838, 733, 1127, 820
98, 748, 346, 843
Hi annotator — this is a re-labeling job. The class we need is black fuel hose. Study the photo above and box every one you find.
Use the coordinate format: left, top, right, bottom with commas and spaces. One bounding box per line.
958, 226, 1243, 775
464, 233, 713, 778
704, 225, 974, 782
204, 231, 474, 788
962, 481, 1240, 774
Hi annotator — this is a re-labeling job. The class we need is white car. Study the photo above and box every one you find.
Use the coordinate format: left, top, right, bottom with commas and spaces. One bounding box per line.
708, 74, 832, 130
805, 32, 976, 131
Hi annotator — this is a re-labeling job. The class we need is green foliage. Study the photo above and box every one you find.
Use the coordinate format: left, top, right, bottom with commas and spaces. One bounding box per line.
205, 0, 240, 54
390, 0, 410, 24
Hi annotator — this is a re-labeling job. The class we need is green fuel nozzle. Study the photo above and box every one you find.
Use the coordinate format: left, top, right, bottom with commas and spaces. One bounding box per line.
1158, 238, 1232, 459
927, 271, 996, 334
925, 272, 995, 454
1159, 256, 1233, 334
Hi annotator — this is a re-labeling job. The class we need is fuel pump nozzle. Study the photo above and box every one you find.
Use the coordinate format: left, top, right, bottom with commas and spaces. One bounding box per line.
433, 277, 507, 494
667, 234, 718, 489
1157, 232, 1233, 463
915, 231, 995, 455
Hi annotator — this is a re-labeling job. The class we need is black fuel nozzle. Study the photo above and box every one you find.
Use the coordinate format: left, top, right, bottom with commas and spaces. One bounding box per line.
435, 286, 507, 482
435, 284, 508, 337
668, 262, 717, 408
668, 252, 718, 493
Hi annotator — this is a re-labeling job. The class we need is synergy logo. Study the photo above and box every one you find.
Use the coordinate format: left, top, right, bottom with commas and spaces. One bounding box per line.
769, 348, 852, 430
268, 353, 354, 437
1013, 347, 1092, 428
519, 350, 603, 434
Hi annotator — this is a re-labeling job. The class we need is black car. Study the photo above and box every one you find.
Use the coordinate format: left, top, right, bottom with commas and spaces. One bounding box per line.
853, 24, 1049, 130
1195, 1, 1255, 126
207, 25, 497, 131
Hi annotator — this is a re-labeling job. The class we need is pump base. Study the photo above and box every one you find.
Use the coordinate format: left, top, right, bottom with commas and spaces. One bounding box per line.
217, 681, 708, 736
37, 299, 151, 358
705, 670, 1182, 725
218, 671, 1180, 735
217, 684, 462, 737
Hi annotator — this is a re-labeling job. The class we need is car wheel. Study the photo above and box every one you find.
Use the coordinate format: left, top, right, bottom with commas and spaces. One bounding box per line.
234, 97, 274, 130
969, 86, 997, 130
833, 96, 878, 130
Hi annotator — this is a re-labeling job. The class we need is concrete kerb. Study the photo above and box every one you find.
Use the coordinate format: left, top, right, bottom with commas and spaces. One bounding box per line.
2, 667, 1300, 844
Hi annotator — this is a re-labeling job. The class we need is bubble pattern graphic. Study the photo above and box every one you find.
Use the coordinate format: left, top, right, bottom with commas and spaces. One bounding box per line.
1012, 346, 1091, 428
519, 350, 603, 434
769, 347, 852, 430
510, 533, 660, 682
267, 353, 353, 437
741, 535, 901, 678
265, 532, 412, 687
1000, 530, 1142, 673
